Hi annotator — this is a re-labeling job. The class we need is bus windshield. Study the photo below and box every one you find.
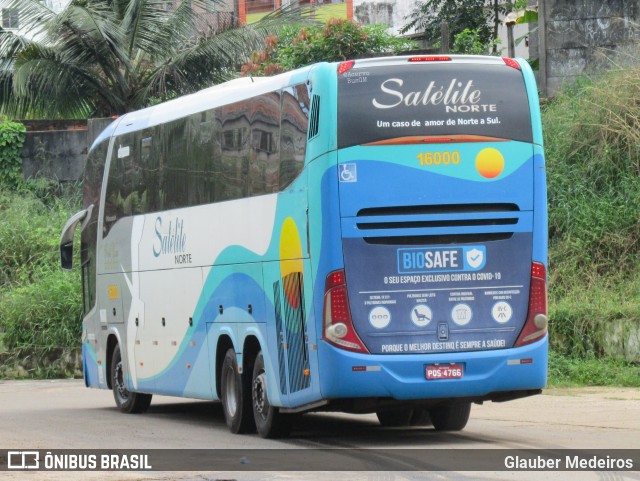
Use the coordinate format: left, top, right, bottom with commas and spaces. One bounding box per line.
337, 62, 533, 148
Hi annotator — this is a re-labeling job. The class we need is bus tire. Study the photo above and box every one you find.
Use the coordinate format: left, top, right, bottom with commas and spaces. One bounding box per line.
429, 402, 471, 431
252, 351, 292, 438
110, 344, 152, 414
376, 409, 413, 427
220, 348, 254, 434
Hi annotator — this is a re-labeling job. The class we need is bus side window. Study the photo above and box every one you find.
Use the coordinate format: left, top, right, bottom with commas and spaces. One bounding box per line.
280, 84, 309, 190
218, 100, 250, 201
103, 132, 140, 237
138, 128, 161, 214
249, 91, 281, 196
163, 118, 189, 210
211, 110, 223, 203
103, 132, 148, 237
187, 110, 216, 206
81, 138, 108, 312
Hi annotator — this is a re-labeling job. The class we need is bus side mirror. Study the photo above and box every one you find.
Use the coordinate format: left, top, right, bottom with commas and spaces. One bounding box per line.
59, 205, 93, 270
61, 241, 74, 270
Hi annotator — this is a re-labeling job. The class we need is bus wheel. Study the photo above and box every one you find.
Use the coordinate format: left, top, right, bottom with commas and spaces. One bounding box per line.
110, 344, 152, 414
220, 348, 254, 434
252, 351, 292, 438
376, 409, 413, 427
429, 402, 471, 431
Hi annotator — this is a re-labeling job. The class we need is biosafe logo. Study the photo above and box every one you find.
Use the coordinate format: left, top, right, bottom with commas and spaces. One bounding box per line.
152, 217, 192, 264
397, 246, 486, 274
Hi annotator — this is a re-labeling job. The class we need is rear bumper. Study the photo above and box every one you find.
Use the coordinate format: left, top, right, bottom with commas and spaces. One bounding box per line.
318, 336, 547, 401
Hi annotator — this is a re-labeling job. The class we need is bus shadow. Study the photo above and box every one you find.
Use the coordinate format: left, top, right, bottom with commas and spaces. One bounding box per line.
95, 399, 227, 430
289, 412, 488, 447
120, 400, 492, 447
146, 400, 227, 428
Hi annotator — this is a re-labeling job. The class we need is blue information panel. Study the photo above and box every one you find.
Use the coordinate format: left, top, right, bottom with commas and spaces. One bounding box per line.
342, 234, 532, 354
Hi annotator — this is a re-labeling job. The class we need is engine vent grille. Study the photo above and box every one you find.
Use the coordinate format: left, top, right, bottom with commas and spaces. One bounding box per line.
357, 203, 519, 217
308, 95, 320, 139
354, 203, 521, 245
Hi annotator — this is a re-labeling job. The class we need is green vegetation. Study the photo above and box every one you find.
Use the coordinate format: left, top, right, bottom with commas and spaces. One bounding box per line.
0, 120, 26, 189
548, 351, 640, 387
450, 28, 501, 55
242, 19, 415, 76
0, 182, 83, 378
403, 0, 537, 56
402, 0, 496, 49
543, 70, 640, 360
0, 0, 305, 118
543, 67, 640, 386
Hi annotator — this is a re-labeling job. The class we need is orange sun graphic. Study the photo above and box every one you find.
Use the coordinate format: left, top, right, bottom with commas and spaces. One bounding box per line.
279, 217, 304, 308
475, 148, 505, 179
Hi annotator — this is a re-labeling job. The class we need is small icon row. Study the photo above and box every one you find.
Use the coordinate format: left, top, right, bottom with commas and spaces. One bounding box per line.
368, 301, 513, 329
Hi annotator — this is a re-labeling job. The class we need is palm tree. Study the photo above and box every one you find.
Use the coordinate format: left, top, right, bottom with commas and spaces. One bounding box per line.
0, 0, 304, 119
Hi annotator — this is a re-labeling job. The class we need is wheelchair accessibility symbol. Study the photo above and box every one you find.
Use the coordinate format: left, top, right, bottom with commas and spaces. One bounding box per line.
339, 163, 357, 183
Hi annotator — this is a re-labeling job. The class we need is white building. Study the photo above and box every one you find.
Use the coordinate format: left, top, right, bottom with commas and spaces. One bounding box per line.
1, 0, 70, 31
1, 1, 18, 30
45, 0, 72, 11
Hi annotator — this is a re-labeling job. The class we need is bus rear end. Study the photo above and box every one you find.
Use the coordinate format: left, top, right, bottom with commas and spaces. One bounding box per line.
319, 56, 547, 422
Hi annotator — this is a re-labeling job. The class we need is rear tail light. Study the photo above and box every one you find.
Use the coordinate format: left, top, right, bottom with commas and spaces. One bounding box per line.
338, 60, 355, 75
323, 269, 369, 353
515, 262, 548, 347
408, 56, 452, 62
502, 57, 521, 70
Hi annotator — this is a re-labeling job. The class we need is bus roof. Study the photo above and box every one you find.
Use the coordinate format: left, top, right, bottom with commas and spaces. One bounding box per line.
107, 55, 526, 139
348, 55, 511, 69
111, 64, 317, 137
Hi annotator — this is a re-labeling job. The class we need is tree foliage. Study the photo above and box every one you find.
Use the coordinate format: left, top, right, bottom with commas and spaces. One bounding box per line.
0, 0, 304, 119
402, 0, 495, 47
241, 19, 416, 76
0, 119, 26, 189
450, 28, 501, 55
402, 0, 533, 54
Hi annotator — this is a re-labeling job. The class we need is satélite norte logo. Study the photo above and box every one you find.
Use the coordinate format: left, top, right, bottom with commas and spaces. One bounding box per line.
397, 246, 486, 274
371, 78, 496, 114
152, 217, 192, 264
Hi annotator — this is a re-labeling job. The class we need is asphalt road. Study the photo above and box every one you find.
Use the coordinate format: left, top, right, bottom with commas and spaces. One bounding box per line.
1, 380, 639, 480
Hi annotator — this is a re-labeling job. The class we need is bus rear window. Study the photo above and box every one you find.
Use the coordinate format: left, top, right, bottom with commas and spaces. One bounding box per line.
337, 63, 533, 148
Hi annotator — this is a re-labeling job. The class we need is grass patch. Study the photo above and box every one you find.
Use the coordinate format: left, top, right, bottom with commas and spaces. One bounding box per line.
0, 266, 82, 351
548, 351, 640, 387
0, 181, 82, 379
0, 179, 81, 287
544, 67, 640, 362
549, 281, 640, 359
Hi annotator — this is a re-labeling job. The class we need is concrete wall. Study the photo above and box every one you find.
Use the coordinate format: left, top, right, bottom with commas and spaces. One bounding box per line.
353, 0, 414, 36
21, 118, 114, 182
539, 0, 640, 97
603, 319, 640, 362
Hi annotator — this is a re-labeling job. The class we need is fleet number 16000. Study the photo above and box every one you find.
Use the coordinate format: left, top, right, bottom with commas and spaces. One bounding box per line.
417, 151, 460, 166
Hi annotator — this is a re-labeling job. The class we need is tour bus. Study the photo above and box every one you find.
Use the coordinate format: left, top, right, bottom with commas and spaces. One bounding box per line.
60, 55, 547, 438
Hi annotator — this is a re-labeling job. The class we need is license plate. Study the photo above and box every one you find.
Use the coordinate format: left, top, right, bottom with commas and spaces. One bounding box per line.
425, 364, 463, 380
